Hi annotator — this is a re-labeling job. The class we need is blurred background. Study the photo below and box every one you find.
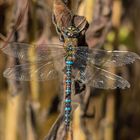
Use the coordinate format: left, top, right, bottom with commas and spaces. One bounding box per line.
0, 0, 140, 140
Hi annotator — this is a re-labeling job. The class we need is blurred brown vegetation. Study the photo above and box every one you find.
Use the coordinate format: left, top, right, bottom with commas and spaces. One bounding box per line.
0, 0, 140, 140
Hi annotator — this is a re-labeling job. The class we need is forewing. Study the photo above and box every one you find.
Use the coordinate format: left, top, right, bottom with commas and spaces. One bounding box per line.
76, 47, 140, 67
1, 42, 64, 62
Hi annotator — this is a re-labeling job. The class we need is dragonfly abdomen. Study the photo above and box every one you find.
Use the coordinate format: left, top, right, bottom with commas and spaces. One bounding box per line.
64, 60, 74, 128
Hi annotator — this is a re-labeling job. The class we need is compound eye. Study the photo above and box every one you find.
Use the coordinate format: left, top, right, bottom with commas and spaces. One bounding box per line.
67, 32, 71, 36
72, 27, 76, 31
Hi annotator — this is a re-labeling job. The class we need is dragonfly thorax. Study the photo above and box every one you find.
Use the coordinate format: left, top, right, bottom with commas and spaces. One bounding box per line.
64, 38, 77, 61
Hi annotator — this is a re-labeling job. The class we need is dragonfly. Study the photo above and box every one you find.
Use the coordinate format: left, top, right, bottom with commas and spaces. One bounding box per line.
1, 25, 140, 130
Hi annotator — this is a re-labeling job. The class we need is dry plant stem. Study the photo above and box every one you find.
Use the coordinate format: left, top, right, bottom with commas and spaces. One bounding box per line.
71, 0, 81, 13
4, 2, 22, 140
26, 1, 41, 140
104, 93, 115, 140
5, 93, 22, 140
84, 0, 95, 22
0, 9, 6, 90
86, 0, 113, 48
44, 115, 72, 140
104, 1, 122, 140
53, 0, 73, 28
28, 0, 40, 107
26, 103, 38, 140
4, 3, 26, 140
0, 0, 29, 48
15, 0, 30, 139
4, 0, 29, 140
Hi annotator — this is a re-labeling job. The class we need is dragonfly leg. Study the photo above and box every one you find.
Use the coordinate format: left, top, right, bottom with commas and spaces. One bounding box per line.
52, 14, 64, 42
74, 80, 86, 94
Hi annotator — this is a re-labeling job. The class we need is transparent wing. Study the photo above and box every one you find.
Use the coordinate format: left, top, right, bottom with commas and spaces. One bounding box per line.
75, 54, 130, 89
80, 64, 130, 89
76, 47, 140, 67
3, 61, 63, 81
1, 42, 65, 62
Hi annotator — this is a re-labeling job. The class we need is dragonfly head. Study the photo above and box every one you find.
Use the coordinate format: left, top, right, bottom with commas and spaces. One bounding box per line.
62, 26, 80, 38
